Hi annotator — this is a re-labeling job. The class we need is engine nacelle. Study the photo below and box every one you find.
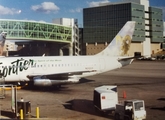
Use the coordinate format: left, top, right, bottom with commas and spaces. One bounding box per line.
33, 78, 79, 86
34, 79, 52, 86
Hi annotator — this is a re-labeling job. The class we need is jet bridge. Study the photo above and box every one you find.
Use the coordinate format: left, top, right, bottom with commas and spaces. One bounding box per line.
0, 19, 82, 56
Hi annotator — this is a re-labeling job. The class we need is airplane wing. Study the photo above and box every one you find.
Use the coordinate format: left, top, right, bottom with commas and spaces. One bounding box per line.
26, 70, 97, 86
27, 70, 97, 79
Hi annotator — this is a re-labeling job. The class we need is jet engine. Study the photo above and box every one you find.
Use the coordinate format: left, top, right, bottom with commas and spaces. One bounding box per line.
33, 78, 79, 86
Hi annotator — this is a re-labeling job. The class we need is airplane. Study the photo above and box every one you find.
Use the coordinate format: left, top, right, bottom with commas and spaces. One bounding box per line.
0, 21, 135, 87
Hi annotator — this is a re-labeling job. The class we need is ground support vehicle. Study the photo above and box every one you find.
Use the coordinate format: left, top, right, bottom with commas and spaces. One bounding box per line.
114, 100, 146, 120
93, 86, 146, 120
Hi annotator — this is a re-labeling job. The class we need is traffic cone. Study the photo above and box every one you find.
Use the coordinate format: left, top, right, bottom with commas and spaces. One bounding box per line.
123, 91, 127, 99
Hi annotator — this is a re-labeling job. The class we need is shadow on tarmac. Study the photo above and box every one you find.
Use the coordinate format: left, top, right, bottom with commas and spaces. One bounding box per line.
157, 98, 165, 101
151, 107, 165, 111
22, 78, 94, 91
63, 99, 114, 119
150, 98, 165, 111
78, 78, 95, 84
0, 110, 16, 119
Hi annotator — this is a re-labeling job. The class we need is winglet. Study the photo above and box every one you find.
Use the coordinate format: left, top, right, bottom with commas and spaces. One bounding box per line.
96, 21, 136, 56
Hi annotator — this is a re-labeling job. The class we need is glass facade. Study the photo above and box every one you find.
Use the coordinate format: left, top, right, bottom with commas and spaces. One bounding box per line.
84, 3, 131, 43
0, 20, 72, 43
83, 3, 147, 43
83, 3, 164, 44
149, 7, 164, 42
131, 3, 145, 41
161, 43, 165, 49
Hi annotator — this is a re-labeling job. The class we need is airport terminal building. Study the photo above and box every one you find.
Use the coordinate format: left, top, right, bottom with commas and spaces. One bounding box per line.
83, 0, 164, 57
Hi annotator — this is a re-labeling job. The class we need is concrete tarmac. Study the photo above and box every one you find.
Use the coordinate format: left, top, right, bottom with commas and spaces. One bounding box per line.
0, 60, 165, 120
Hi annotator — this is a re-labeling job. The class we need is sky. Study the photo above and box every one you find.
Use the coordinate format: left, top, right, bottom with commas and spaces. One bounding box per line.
0, 0, 165, 28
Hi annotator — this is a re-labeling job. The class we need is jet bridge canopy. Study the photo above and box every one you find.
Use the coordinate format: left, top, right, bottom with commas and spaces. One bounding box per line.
0, 19, 72, 43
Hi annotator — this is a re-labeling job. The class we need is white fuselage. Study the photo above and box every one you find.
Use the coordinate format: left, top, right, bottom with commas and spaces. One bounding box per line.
0, 55, 123, 82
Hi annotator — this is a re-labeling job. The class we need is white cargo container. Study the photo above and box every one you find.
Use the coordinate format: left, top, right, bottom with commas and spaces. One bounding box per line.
93, 85, 118, 111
